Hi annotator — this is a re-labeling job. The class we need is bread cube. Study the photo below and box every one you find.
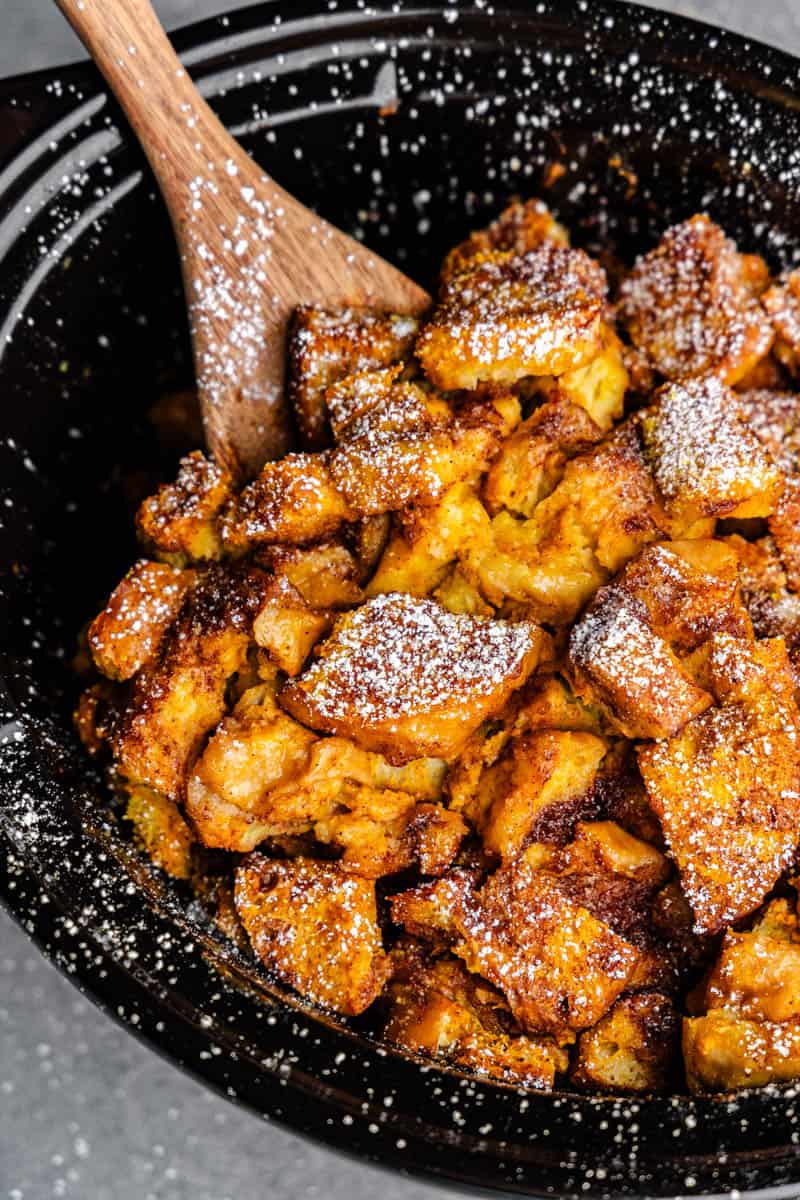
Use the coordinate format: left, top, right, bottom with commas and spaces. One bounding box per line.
642, 377, 783, 526
124, 783, 193, 879
619, 214, 774, 384
638, 635, 800, 933
384, 952, 568, 1088
568, 539, 750, 739
256, 540, 363, 609
417, 242, 607, 391
476, 729, 608, 858
532, 323, 628, 432
702, 898, 800, 1024
317, 790, 467, 878
482, 394, 603, 518
441, 198, 569, 282
728, 533, 800, 649
88, 559, 193, 681
235, 854, 388, 1015
324, 365, 448, 444
113, 566, 268, 799
391, 857, 642, 1041
252, 575, 331, 675
684, 1010, 800, 1093
281, 593, 544, 763
287, 305, 419, 449
572, 992, 679, 1092
136, 451, 232, 563
221, 452, 354, 550
762, 269, 800, 375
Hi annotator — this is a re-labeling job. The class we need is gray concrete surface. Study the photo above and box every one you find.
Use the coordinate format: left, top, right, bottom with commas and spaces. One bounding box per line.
2, 2, 800, 1199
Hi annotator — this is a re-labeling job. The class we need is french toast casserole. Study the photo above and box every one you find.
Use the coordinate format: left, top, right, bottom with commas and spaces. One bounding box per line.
76, 200, 800, 1096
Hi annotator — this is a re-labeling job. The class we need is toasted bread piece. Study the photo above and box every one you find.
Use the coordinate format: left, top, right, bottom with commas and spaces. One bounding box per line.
288, 306, 419, 449
235, 854, 388, 1015
532, 323, 628, 432
221, 452, 354, 550
281, 593, 543, 763
619, 215, 774, 384
136, 451, 232, 563
324, 365, 447, 444
701, 899, 800, 1024
124, 783, 194, 879
441, 198, 569, 282
392, 856, 642, 1041
464, 419, 671, 623
638, 635, 800, 934
256, 540, 363, 609
384, 951, 568, 1088
642, 378, 783, 526
367, 483, 488, 598
762, 269, 800, 375
728, 534, 800, 649
684, 1010, 800, 1093
88, 560, 194, 682
475, 729, 608, 858
316, 788, 467, 878
252, 575, 331, 676
572, 992, 680, 1093
418, 242, 607, 391
482, 394, 603, 518
569, 540, 750, 738
735, 388, 800, 587
113, 566, 268, 799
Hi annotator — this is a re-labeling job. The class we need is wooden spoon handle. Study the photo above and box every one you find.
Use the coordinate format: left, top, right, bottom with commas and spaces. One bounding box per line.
53, 0, 239, 211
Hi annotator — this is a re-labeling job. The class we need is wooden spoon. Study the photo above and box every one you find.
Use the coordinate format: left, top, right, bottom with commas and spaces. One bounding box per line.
54, 0, 431, 480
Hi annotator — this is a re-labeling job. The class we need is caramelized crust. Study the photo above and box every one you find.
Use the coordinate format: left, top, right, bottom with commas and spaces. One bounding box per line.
619, 215, 774, 384
638, 635, 800, 933
281, 593, 544, 763
568, 540, 750, 739
88, 560, 194, 682
392, 853, 642, 1041
762, 269, 800, 375
136, 451, 232, 563
417, 243, 607, 391
221, 452, 354, 550
684, 1010, 800, 1093
235, 854, 389, 1015
642, 377, 783, 526
703, 899, 800, 1024
112, 566, 268, 799
441, 198, 569, 282
384, 951, 568, 1088
252, 575, 332, 675
571, 992, 680, 1093
287, 306, 419, 449
728, 534, 800, 649
256, 540, 363, 609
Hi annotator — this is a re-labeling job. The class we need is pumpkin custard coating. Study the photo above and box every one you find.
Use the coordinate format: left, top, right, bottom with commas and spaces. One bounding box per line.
77, 199, 800, 1096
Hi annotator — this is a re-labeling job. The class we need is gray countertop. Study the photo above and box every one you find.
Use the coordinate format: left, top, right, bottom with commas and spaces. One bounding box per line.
2, 2, 800, 1199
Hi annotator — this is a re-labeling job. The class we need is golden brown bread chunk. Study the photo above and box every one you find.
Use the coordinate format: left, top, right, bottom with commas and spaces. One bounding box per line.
568, 540, 751, 739
530, 322, 629, 433
221, 452, 354, 550
641, 378, 783, 526
235, 854, 389, 1015
113, 566, 268, 800
323, 364, 447, 444
417, 242, 607, 391
638, 634, 800, 934
256, 540, 363, 609
88, 560, 194, 682
281, 593, 544, 763
474, 729, 608, 859
136, 451, 232, 563
762, 269, 800, 375
367, 484, 488, 598
728, 534, 800, 649
252, 575, 331, 675
464, 418, 671, 624
735, 388, 800, 587
384, 951, 568, 1088
702, 899, 800, 1024
124, 784, 194, 879
683, 1010, 800, 1093
441, 198, 568, 282
287, 306, 419, 449
391, 853, 642, 1041
619, 215, 774, 384
571, 992, 680, 1093
482, 394, 603, 518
